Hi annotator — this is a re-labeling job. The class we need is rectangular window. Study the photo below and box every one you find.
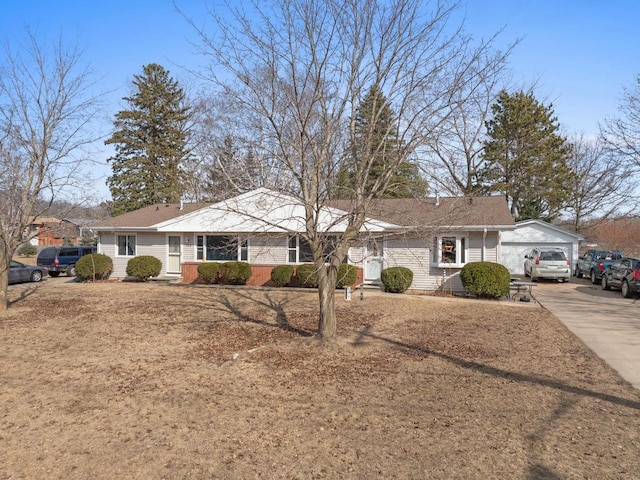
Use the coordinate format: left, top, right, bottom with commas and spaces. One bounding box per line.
117, 235, 136, 257
196, 235, 204, 260
437, 235, 467, 267
206, 235, 237, 261
288, 236, 314, 263
239, 238, 249, 262
195, 235, 247, 262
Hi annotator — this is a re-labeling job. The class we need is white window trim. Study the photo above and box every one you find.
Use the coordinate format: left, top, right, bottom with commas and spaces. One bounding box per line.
116, 233, 137, 257
194, 235, 249, 262
435, 234, 468, 268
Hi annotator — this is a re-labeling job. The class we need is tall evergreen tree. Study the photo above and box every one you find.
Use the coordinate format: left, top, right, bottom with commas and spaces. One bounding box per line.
334, 84, 428, 199
106, 63, 191, 215
478, 90, 572, 221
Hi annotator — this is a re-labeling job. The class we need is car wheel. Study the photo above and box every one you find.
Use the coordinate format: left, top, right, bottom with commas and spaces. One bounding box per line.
575, 267, 582, 278
622, 279, 632, 298
601, 275, 610, 290
590, 270, 598, 284
30, 270, 43, 282
67, 265, 76, 277
48, 271, 61, 277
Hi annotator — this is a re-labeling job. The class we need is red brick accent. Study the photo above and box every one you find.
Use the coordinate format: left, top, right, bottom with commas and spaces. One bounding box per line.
181, 262, 363, 288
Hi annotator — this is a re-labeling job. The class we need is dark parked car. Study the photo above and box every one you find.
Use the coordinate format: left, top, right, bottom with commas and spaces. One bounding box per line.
575, 249, 624, 284
601, 257, 640, 298
37, 245, 96, 277
9, 260, 44, 285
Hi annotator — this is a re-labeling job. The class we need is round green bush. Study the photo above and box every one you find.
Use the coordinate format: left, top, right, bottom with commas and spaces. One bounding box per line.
18, 243, 37, 257
218, 261, 252, 285
271, 265, 294, 287
75, 253, 113, 281
336, 264, 358, 288
197, 262, 220, 284
460, 261, 511, 299
380, 266, 413, 293
126, 255, 162, 281
295, 263, 318, 288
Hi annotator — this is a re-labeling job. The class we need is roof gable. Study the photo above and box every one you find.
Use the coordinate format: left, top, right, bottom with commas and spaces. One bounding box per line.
154, 188, 398, 233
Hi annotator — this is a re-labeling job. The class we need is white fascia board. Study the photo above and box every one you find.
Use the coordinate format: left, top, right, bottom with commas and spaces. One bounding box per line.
515, 219, 585, 240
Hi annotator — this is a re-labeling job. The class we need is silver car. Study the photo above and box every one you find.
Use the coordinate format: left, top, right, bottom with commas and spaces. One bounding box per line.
524, 247, 570, 282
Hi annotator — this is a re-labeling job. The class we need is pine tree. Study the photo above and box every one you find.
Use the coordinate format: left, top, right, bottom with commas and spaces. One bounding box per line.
334, 84, 428, 199
479, 90, 572, 221
106, 64, 191, 215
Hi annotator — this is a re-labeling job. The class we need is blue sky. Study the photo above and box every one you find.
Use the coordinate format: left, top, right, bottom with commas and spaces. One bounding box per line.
2, 1, 639, 201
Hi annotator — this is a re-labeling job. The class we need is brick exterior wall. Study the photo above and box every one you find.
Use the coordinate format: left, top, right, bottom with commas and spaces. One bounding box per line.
181, 262, 363, 288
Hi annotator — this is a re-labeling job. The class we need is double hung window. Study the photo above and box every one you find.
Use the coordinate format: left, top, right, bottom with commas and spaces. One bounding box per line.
117, 235, 136, 257
288, 236, 314, 263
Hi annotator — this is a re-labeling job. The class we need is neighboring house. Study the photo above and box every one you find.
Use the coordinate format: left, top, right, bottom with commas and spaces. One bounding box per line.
90, 188, 515, 292
500, 219, 585, 276
27, 217, 81, 246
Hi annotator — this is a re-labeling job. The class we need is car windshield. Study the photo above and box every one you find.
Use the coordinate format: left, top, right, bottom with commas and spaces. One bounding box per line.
540, 252, 566, 261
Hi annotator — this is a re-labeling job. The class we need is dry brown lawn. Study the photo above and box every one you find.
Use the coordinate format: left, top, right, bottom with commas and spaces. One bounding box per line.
1, 280, 639, 479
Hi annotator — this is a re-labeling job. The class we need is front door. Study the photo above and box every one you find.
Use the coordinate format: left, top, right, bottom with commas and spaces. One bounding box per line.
167, 236, 182, 274
364, 240, 384, 283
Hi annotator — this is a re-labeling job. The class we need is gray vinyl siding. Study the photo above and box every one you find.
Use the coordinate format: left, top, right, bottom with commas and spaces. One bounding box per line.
250, 235, 287, 264
384, 238, 432, 290
98, 231, 167, 278
467, 231, 499, 263
183, 233, 196, 262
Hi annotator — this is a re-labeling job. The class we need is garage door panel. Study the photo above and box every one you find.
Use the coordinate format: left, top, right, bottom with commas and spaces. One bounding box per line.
501, 243, 572, 275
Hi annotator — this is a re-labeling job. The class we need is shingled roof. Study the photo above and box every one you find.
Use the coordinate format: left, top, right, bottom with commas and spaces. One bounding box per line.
91, 192, 514, 231
328, 195, 514, 229
91, 203, 208, 229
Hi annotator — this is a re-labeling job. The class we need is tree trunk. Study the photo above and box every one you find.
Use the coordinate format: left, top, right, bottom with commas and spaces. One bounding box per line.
0, 263, 9, 311
317, 264, 338, 341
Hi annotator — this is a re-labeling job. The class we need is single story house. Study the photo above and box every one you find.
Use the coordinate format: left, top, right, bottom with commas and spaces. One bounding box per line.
91, 188, 516, 292
500, 219, 585, 276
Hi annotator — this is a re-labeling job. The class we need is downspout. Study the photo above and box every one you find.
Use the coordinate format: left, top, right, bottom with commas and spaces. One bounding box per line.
482, 228, 487, 262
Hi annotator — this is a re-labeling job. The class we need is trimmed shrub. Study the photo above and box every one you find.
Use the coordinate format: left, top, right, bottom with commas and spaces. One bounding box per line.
336, 264, 358, 288
126, 255, 162, 281
271, 265, 294, 287
460, 261, 511, 299
295, 263, 318, 288
75, 253, 113, 281
18, 243, 37, 257
197, 262, 220, 284
380, 266, 413, 293
218, 261, 252, 285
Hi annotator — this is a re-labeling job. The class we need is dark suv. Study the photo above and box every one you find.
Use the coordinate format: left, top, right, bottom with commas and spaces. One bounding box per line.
37, 245, 96, 277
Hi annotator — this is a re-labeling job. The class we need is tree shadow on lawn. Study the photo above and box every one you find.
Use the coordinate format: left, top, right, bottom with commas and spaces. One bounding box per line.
358, 327, 640, 411
358, 327, 640, 479
169, 287, 315, 338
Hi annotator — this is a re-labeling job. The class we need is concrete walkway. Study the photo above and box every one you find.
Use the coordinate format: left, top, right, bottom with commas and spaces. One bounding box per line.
532, 279, 640, 390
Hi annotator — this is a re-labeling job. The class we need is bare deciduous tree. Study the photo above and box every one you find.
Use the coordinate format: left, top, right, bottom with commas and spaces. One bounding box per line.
421, 45, 515, 195
564, 135, 638, 231
0, 30, 98, 309
183, 0, 506, 341
601, 74, 640, 168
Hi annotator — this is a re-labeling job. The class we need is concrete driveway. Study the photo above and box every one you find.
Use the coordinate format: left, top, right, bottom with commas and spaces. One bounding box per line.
532, 277, 640, 390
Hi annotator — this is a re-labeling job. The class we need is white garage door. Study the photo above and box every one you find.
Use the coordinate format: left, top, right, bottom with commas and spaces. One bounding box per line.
501, 243, 573, 275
